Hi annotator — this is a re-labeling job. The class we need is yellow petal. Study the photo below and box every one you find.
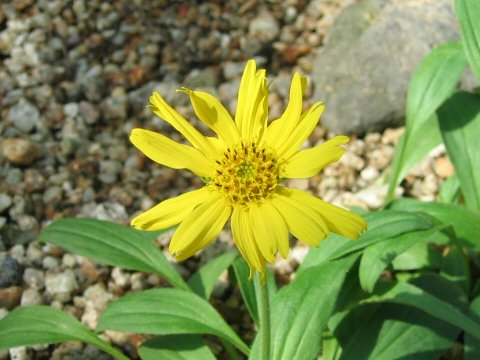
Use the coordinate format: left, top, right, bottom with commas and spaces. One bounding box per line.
271, 189, 328, 247
148, 92, 217, 159
178, 88, 239, 145
275, 102, 325, 160
287, 188, 367, 239
131, 187, 211, 231
282, 135, 349, 178
231, 206, 266, 279
130, 128, 214, 177
264, 72, 305, 149
235, 60, 268, 141
249, 202, 289, 260
169, 192, 231, 261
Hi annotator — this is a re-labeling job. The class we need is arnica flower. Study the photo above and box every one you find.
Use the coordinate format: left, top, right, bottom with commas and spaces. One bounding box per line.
130, 60, 366, 280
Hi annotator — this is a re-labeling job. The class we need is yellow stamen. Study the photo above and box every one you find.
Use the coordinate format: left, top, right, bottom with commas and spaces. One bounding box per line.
212, 141, 280, 206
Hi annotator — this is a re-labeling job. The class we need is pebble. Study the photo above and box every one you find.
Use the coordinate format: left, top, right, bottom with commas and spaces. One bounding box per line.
2, 138, 38, 165
9, 347, 28, 360
7, 98, 40, 133
20, 288, 43, 306
0, 286, 22, 310
0, 254, 24, 288
23, 267, 45, 290
0, 194, 12, 213
45, 270, 79, 302
249, 10, 280, 42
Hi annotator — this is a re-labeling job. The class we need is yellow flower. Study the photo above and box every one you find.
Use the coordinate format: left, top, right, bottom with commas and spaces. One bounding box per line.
130, 60, 366, 279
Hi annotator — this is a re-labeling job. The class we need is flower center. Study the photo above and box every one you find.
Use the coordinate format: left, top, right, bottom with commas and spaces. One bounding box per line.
212, 141, 280, 206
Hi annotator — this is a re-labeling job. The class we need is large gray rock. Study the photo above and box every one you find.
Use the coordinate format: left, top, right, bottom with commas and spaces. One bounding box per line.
313, 0, 459, 134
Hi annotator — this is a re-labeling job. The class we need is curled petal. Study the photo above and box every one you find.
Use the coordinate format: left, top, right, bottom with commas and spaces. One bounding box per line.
169, 192, 232, 261
235, 60, 268, 141
148, 92, 217, 159
286, 188, 367, 239
231, 206, 266, 280
131, 188, 211, 231
178, 88, 239, 145
282, 136, 349, 178
264, 72, 306, 149
130, 129, 214, 177
271, 190, 328, 247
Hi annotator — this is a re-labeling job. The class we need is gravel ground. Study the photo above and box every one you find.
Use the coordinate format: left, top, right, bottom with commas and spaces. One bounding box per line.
0, 1, 455, 359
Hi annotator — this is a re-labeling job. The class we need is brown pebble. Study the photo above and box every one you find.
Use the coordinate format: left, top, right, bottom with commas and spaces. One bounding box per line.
433, 156, 455, 178
0, 286, 22, 310
2, 138, 38, 165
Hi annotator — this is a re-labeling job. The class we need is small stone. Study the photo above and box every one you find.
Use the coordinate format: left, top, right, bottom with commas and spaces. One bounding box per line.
7, 98, 40, 133
42, 256, 60, 270
249, 10, 280, 42
0, 254, 23, 288
62, 253, 77, 268
0, 194, 12, 213
111, 267, 130, 288
23, 268, 45, 290
79, 101, 100, 124
45, 270, 79, 302
2, 138, 38, 165
360, 166, 380, 182
20, 288, 43, 306
433, 156, 455, 178
9, 346, 28, 360
43, 186, 63, 204
81, 284, 114, 329
0, 286, 22, 309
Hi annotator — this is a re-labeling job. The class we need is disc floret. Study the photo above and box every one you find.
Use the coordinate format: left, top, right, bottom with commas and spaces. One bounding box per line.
212, 141, 280, 206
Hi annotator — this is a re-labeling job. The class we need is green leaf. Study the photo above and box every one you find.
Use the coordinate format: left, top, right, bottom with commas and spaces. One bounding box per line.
38, 218, 188, 290
439, 174, 462, 204
265, 256, 357, 360
322, 330, 342, 360
97, 288, 249, 356
188, 251, 238, 299
0, 306, 129, 360
333, 303, 459, 360
138, 335, 216, 360
392, 242, 442, 271
437, 91, 480, 211
456, 0, 480, 81
359, 225, 451, 292
362, 275, 480, 341
386, 41, 467, 203
440, 245, 470, 294
300, 210, 433, 274
465, 296, 480, 360
388, 198, 480, 250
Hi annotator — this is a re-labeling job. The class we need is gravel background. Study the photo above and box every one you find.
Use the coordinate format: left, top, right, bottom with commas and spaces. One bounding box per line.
0, 1, 455, 359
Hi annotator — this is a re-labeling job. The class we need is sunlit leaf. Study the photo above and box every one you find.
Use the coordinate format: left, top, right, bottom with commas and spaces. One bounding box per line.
437, 91, 480, 211
250, 256, 357, 360
362, 275, 480, 340
97, 288, 249, 356
0, 306, 128, 360
39, 218, 188, 290
359, 225, 451, 292
388, 198, 480, 250
138, 335, 216, 360
456, 0, 480, 81
386, 41, 467, 203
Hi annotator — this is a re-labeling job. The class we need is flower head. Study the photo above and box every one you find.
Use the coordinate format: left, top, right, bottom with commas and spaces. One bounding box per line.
130, 60, 366, 280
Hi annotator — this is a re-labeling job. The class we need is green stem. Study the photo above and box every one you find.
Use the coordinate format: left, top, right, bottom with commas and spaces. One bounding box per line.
254, 272, 270, 360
